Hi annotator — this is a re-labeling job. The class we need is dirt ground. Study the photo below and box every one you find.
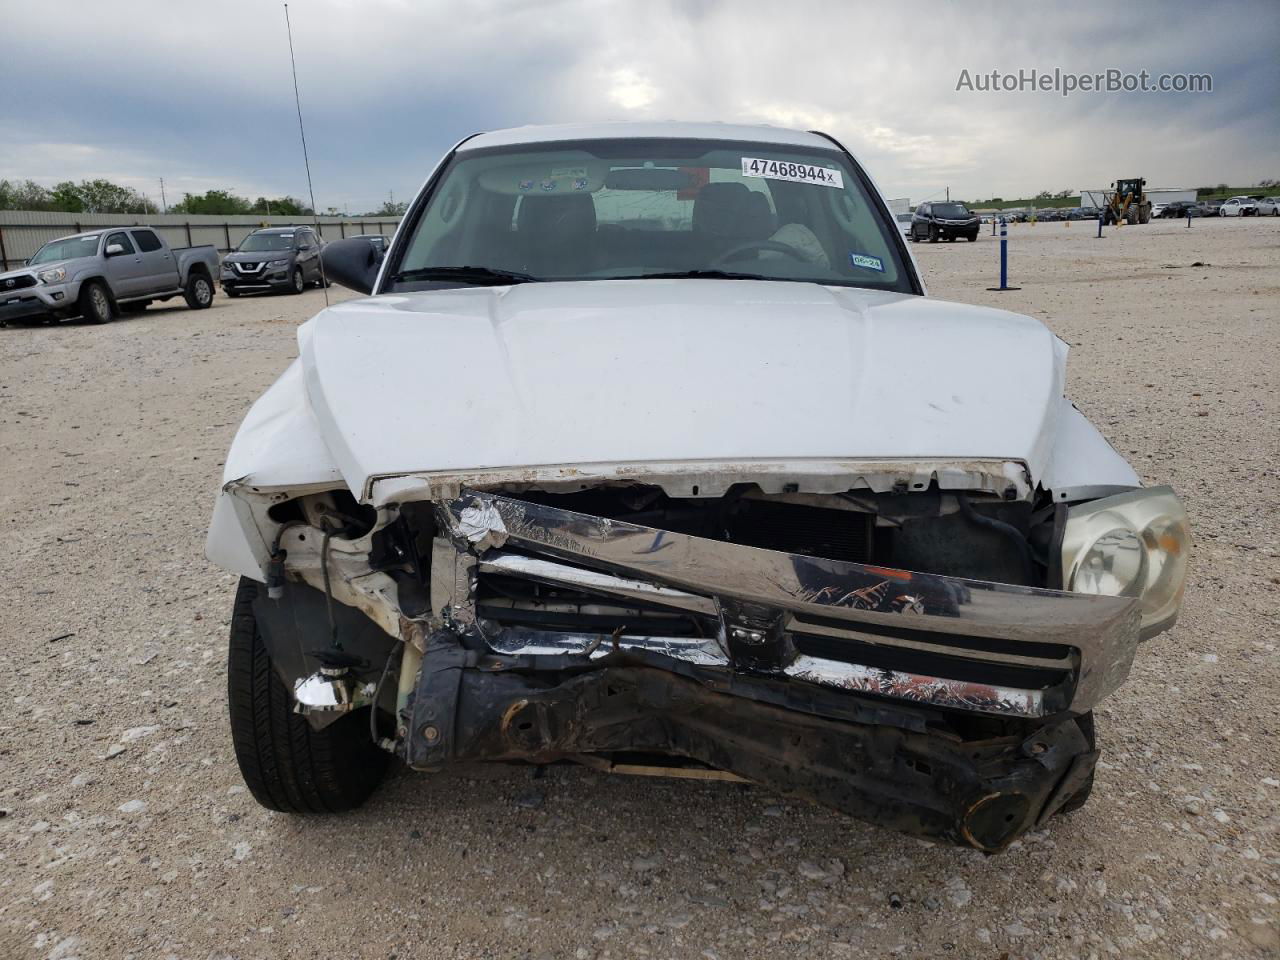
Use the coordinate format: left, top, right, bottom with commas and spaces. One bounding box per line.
2, 216, 1277, 960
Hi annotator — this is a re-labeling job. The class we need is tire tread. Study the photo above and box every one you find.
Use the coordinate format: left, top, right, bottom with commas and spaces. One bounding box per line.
226, 578, 387, 814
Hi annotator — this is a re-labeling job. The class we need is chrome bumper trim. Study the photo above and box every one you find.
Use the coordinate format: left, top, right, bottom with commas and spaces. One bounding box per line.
436, 492, 1141, 716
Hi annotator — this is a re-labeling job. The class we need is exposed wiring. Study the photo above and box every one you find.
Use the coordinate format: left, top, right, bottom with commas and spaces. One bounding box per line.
370, 644, 402, 747
319, 524, 340, 651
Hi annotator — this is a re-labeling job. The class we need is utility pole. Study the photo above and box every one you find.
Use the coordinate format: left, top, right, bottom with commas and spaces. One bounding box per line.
159, 178, 168, 213
946, 186, 950, 202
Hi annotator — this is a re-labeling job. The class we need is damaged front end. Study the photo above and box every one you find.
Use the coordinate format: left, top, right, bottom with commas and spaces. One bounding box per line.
233, 477, 1189, 852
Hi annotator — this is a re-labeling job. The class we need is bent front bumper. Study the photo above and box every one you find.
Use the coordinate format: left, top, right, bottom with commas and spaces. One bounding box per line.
390, 491, 1141, 849
428, 492, 1140, 720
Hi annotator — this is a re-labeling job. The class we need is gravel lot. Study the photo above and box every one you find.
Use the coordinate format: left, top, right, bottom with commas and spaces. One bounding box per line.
2, 217, 1277, 960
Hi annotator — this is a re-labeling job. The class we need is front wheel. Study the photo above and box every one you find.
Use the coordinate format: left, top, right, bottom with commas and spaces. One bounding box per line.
79, 281, 114, 324
289, 267, 305, 295
928, 224, 939, 243
966, 232, 978, 242
184, 273, 214, 310
227, 578, 389, 813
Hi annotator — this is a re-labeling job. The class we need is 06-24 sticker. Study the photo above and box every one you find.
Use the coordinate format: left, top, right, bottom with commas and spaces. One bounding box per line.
741, 157, 843, 188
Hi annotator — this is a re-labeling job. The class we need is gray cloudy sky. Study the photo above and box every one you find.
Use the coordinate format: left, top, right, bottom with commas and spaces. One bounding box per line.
3, 0, 1277, 210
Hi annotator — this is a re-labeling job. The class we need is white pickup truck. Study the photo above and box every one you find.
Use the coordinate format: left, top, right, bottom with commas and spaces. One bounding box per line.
206, 122, 1190, 852
0, 227, 218, 325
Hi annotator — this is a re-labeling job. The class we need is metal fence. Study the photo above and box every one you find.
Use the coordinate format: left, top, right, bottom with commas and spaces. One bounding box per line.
0, 210, 403, 270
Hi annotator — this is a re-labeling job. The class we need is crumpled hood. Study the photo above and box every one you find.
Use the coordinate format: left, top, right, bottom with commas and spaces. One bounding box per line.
298, 280, 1067, 499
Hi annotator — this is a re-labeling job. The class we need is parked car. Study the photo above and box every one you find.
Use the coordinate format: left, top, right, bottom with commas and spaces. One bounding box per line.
207, 121, 1190, 854
894, 212, 913, 237
1162, 201, 1200, 218
221, 226, 326, 297
1150, 203, 1170, 218
909, 201, 979, 242
349, 233, 390, 255
1220, 197, 1258, 217
0, 228, 217, 325
1256, 196, 1280, 216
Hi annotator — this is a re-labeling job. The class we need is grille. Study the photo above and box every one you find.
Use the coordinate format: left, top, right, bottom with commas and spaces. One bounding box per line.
476, 571, 708, 637
1, 274, 37, 291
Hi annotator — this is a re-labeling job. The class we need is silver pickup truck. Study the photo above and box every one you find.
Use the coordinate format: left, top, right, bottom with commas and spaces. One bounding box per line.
0, 227, 219, 325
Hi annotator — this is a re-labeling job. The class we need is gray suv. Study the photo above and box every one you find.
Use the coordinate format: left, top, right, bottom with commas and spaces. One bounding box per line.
221, 227, 325, 297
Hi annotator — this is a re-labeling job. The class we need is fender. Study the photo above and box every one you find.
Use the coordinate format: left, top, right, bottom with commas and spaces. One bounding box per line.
205, 356, 346, 580
1040, 398, 1140, 501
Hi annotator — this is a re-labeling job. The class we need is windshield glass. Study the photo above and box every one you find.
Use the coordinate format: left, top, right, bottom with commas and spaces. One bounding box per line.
29, 235, 99, 264
391, 137, 912, 293
932, 203, 970, 219
237, 233, 294, 252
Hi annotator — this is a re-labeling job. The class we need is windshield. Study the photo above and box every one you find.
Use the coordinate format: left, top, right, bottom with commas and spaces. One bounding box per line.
390, 137, 913, 293
237, 233, 294, 252
932, 203, 970, 219
29, 235, 99, 264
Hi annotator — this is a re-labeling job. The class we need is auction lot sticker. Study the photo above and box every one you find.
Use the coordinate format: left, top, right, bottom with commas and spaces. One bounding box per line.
742, 158, 843, 188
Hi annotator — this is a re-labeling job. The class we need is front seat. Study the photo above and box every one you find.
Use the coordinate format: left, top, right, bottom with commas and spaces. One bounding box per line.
516, 194, 598, 276
692, 182, 768, 261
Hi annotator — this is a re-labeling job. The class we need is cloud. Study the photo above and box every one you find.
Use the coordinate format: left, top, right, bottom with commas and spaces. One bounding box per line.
0, 0, 1275, 210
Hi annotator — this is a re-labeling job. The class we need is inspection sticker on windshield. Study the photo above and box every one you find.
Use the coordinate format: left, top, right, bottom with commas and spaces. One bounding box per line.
849, 252, 884, 272
742, 158, 843, 188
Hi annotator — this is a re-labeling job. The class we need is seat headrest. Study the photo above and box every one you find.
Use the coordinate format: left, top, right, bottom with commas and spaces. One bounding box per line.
692, 182, 755, 236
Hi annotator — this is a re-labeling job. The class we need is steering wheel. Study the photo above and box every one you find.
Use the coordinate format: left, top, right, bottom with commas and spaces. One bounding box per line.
711, 239, 807, 266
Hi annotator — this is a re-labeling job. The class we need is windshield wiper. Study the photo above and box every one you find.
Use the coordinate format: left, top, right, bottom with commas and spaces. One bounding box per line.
391, 265, 540, 286
610, 269, 772, 282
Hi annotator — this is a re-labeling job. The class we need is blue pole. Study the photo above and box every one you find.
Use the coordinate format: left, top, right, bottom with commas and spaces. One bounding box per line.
999, 220, 1008, 289
1187, 209, 1192, 228
986, 219, 1020, 292
1097, 215, 1104, 239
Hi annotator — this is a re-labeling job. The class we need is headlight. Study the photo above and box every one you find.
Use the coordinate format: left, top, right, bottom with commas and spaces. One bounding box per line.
267, 259, 290, 269
221, 263, 236, 273
1061, 486, 1190, 639
38, 267, 66, 284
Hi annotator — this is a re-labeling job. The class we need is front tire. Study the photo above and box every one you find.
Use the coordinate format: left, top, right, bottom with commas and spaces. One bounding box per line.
79, 281, 114, 324
289, 267, 305, 295
227, 578, 388, 813
928, 224, 939, 243
184, 273, 214, 310
966, 232, 978, 242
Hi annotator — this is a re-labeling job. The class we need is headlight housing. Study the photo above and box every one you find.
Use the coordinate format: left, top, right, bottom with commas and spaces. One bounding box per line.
267, 259, 290, 269
1061, 486, 1189, 639
38, 267, 66, 284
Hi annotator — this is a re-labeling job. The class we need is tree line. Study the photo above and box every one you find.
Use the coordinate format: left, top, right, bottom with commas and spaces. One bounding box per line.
0, 178, 408, 217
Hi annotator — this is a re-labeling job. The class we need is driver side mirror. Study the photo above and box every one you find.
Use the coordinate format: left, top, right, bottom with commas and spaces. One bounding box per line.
105, 243, 126, 257
321, 237, 381, 295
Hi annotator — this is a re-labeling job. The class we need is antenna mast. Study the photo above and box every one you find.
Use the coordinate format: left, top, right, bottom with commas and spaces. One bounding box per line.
284, 3, 328, 305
